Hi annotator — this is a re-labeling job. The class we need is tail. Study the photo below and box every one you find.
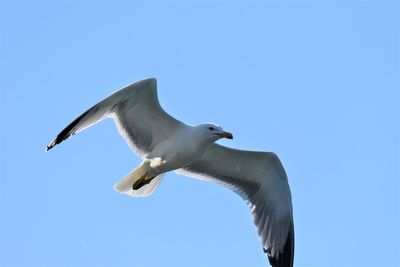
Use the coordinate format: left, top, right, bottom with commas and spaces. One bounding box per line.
113, 162, 165, 197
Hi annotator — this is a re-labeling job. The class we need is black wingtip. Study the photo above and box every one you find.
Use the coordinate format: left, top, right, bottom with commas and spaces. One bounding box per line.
266, 221, 295, 267
45, 139, 57, 152
45, 107, 93, 153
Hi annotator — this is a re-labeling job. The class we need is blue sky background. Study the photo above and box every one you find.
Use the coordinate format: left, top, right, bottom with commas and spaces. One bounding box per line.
1, 0, 399, 266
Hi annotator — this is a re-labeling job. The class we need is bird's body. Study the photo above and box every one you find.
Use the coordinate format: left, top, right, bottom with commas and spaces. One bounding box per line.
46, 78, 294, 267
145, 124, 226, 175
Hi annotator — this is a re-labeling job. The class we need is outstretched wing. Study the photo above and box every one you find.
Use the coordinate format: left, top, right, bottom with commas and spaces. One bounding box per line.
46, 78, 184, 156
176, 144, 294, 267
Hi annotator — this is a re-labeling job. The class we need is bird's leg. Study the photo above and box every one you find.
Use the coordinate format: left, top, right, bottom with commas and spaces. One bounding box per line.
131, 173, 154, 190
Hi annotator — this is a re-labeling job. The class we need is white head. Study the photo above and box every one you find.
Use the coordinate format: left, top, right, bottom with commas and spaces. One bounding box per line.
195, 123, 233, 142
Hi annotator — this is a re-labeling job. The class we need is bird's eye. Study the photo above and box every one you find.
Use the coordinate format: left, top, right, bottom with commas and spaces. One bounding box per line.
208, 127, 214, 131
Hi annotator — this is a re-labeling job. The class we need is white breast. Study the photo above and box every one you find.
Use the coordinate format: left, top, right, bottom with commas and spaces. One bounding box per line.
146, 126, 213, 173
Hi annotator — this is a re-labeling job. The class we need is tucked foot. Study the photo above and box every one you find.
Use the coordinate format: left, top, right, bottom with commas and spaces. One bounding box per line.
132, 174, 153, 190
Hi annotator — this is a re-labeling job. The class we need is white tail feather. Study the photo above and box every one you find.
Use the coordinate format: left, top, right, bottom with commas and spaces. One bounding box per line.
113, 161, 165, 197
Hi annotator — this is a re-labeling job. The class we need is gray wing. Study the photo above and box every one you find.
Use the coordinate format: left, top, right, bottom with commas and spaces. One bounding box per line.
46, 78, 184, 156
176, 144, 294, 267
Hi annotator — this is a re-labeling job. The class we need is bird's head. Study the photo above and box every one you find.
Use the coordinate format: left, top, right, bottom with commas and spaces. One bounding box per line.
196, 123, 233, 141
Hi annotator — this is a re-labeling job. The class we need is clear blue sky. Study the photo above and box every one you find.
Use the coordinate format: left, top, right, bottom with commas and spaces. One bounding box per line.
1, 0, 399, 266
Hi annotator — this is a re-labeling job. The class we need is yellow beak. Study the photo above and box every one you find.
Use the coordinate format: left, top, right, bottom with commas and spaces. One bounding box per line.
216, 131, 233, 139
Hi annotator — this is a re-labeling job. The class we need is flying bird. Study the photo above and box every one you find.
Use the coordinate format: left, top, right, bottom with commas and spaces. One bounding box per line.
46, 78, 294, 267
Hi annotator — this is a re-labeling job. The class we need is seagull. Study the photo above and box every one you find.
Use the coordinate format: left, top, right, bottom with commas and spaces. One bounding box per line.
46, 78, 294, 267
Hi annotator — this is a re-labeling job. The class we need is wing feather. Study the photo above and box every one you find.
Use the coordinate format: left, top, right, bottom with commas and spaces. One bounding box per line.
176, 144, 294, 267
46, 78, 184, 156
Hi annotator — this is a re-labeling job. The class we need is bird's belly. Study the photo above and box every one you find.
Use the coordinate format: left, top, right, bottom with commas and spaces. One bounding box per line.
146, 142, 206, 175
